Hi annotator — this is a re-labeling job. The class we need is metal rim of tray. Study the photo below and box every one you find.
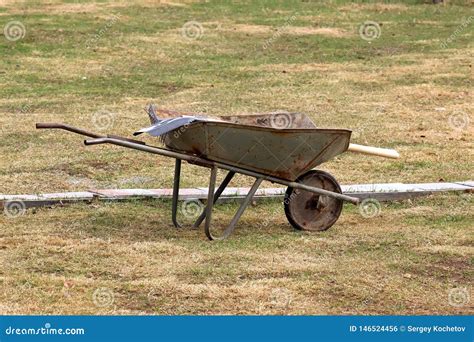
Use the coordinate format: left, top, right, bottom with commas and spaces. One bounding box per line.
162, 120, 352, 182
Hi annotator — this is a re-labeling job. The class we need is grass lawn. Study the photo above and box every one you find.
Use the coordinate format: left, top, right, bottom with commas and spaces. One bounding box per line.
0, 0, 472, 314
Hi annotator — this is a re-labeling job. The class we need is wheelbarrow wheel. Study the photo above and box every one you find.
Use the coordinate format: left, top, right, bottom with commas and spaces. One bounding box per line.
284, 170, 343, 231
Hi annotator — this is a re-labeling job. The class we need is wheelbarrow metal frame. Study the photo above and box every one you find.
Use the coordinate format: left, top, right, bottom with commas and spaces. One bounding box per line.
36, 123, 360, 240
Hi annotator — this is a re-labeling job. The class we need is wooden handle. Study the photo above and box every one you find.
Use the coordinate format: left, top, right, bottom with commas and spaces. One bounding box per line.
347, 143, 400, 159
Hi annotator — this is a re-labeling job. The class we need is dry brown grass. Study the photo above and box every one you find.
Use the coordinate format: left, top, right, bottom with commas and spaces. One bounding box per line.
0, 194, 472, 315
339, 3, 409, 13
217, 24, 350, 37
0, 0, 194, 15
0, 0, 472, 315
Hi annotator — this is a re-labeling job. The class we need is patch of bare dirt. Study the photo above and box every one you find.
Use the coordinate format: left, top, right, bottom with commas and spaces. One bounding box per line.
239, 62, 341, 73
222, 24, 349, 37
339, 3, 409, 12
2, 0, 193, 15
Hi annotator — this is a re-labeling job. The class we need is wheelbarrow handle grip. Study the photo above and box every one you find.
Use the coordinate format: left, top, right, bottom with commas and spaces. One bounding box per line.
36, 123, 62, 129
347, 143, 400, 159
36, 122, 103, 139
37, 122, 147, 146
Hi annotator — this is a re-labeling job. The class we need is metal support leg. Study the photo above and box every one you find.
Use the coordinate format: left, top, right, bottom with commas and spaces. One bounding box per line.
205, 177, 263, 241
171, 159, 182, 228
193, 171, 236, 228
203, 166, 218, 239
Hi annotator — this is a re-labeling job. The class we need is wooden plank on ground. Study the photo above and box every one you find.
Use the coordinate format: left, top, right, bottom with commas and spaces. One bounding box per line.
1, 181, 472, 209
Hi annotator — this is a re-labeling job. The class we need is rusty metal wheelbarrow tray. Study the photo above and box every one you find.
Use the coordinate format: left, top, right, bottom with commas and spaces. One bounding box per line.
162, 119, 351, 182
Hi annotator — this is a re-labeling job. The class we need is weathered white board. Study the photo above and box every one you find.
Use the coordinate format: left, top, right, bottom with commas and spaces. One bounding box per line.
1, 181, 472, 209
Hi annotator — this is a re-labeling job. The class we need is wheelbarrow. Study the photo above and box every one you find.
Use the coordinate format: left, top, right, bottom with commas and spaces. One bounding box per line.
36, 107, 399, 240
